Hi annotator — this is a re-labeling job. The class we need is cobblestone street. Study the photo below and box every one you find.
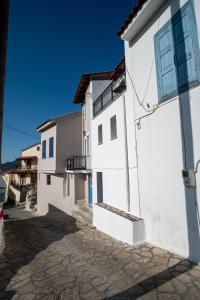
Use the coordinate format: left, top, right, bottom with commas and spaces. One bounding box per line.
0, 205, 200, 299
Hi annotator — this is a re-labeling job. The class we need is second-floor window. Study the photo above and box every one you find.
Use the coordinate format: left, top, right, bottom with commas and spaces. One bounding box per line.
110, 115, 117, 140
49, 137, 54, 158
84, 134, 90, 156
98, 124, 103, 145
154, 0, 200, 102
42, 140, 46, 159
82, 104, 86, 120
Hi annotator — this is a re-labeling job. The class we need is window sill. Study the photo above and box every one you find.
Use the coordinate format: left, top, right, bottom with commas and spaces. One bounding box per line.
111, 136, 117, 141
159, 80, 200, 103
98, 142, 103, 145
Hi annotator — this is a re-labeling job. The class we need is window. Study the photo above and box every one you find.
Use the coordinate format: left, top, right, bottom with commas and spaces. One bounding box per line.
84, 134, 90, 156
154, 0, 200, 101
86, 135, 90, 156
110, 115, 117, 140
46, 175, 51, 185
37, 146, 40, 151
49, 137, 54, 158
42, 140, 46, 159
97, 172, 103, 203
98, 124, 103, 144
82, 104, 86, 120
67, 173, 70, 196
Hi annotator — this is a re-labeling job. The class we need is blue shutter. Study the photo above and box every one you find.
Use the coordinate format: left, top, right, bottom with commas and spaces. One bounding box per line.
42, 140, 46, 159
172, 0, 200, 90
49, 137, 54, 158
154, 22, 177, 101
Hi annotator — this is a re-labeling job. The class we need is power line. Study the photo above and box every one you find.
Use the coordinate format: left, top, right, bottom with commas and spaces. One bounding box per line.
3, 122, 39, 141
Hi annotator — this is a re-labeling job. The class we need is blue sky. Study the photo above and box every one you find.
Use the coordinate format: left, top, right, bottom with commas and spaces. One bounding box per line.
2, 0, 135, 162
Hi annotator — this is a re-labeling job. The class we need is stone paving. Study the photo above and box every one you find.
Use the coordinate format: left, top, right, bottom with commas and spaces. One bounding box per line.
0, 205, 200, 299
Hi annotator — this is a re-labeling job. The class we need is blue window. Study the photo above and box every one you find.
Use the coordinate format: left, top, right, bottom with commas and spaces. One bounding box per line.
42, 140, 46, 159
49, 137, 54, 158
154, 0, 200, 101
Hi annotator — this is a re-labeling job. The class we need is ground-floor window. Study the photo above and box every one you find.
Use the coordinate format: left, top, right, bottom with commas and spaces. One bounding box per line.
97, 172, 103, 204
46, 175, 51, 185
67, 174, 71, 196
20, 175, 26, 185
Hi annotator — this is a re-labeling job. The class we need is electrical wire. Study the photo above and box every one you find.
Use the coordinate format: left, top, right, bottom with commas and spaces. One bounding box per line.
2, 122, 39, 141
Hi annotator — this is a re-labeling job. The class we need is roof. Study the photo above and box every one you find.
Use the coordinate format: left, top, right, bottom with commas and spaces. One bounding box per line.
16, 156, 37, 161
10, 169, 37, 175
36, 117, 56, 131
117, 0, 148, 36
36, 111, 81, 132
73, 71, 114, 104
111, 57, 125, 80
21, 142, 40, 152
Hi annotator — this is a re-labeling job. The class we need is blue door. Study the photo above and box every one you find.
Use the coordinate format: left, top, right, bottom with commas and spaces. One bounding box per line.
88, 175, 92, 207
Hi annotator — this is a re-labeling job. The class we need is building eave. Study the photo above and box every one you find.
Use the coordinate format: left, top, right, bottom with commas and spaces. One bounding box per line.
16, 156, 37, 161
73, 71, 114, 104
36, 120, 56, 132
119, 0, 166, 42
21, 142, 40, 152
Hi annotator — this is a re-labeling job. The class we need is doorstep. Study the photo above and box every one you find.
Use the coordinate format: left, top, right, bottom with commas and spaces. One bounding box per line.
93, 203, 145, 245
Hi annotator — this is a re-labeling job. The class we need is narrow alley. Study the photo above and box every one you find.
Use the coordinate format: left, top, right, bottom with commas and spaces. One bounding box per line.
0, 205, 200, 299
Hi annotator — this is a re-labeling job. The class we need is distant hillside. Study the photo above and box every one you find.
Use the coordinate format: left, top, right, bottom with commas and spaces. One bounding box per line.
0, 161, 20, 171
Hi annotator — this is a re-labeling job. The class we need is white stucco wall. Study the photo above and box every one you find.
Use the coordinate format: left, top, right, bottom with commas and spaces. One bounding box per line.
37, 111, 83, 215
91, 90, 140, 216
22, 143, 41, 159
37, 172, 76, 215
123, 0, 200, 261
92, 93, 128, 211
38, 111, 82, 173
56, 111, 82, 172
38, 125, 57, 173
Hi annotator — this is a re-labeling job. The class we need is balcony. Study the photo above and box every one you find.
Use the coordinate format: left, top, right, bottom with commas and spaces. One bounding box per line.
66, 155, 87, 171
93, 71, 126, 117
11, 165, 38, 174
10, 181, 33, 192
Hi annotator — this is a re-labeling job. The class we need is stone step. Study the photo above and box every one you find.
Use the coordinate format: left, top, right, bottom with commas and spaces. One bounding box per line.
76, 200, 92, 212
76, 199, 86, 209
72, 207, 93, 226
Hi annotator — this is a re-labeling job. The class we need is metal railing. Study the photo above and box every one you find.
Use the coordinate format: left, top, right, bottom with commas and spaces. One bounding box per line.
10, 181, 33, 192
66, 155, 87, 170
93, 71, 126, 117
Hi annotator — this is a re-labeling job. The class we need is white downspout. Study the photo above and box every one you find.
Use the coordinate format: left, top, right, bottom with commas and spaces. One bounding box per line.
122, 94, 131, 212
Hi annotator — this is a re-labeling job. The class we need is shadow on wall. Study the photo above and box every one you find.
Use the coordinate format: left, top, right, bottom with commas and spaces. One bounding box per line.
0, 204, 80, 299
170, 0, 200, 263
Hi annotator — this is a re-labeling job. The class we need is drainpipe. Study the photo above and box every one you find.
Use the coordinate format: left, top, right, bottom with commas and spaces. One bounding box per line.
122, 95, 131, 212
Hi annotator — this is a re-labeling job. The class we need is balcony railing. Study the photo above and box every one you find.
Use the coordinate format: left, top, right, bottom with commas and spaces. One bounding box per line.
93, 71, 126, 117
66, 155, 87, 170
10, 181, 33, 192
19, 165, 37, 170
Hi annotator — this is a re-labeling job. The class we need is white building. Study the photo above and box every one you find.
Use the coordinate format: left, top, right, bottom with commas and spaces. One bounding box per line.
13, 142, 41, 186
91, 59, 145, 245
37, 111, 84, 216
3, 142, 41, 204
70, 71, 114, 224
117, 0, 200, 263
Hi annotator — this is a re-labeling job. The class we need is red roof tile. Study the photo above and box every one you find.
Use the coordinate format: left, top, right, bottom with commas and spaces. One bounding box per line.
117, 0, 148, 36
73, 71, 114, 104
16, 156, 37, 161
